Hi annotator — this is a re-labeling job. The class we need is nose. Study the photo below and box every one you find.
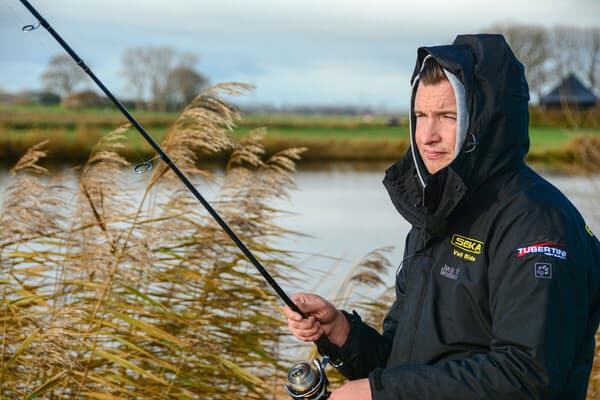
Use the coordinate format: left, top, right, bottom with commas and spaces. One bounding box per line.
417, 116, 441, 144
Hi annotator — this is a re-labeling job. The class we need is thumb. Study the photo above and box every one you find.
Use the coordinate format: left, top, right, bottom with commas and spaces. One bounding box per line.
291, 293, 329, 316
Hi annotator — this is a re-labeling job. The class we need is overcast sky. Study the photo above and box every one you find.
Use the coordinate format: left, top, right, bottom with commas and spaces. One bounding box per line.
1, 0, 599, 110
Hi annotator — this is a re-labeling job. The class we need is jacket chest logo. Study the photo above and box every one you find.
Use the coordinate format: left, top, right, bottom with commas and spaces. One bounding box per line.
451, 234, 484, 262
440, 264, 460, 280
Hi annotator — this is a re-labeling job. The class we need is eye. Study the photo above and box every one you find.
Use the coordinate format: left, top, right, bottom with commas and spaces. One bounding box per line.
443, 114, 457, 120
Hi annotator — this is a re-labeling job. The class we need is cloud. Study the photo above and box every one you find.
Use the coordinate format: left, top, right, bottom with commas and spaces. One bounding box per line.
1, 0, 598, 106
241, 59, 411, 109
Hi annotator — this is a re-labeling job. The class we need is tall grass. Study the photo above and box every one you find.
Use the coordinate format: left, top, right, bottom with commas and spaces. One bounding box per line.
0, 83, 311, 398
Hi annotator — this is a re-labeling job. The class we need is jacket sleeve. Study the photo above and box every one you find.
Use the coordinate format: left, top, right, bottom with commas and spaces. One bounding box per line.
331, 302, 400, 379
366, 209, 600, 399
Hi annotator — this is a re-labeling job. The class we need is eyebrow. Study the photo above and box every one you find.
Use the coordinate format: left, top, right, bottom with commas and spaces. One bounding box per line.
414, 108, 457, 115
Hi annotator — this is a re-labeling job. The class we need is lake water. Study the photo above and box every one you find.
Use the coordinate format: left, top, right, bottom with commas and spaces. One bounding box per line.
272, 165, 600, 297
1, 164, 598, 299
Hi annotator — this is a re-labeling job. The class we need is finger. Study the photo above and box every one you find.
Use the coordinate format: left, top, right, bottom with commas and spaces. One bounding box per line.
282, 306, 304, 322
291, 293, 327, 315
289, 328, 322, 341
302, 331, 324, 342
291, 292, 321, 305
290, 332, 323, 342
288, 315, 318, 330
288, 322, 323, 341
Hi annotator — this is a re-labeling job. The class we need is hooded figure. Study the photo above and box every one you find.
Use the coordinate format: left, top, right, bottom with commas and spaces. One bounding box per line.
285, 34, 600, 399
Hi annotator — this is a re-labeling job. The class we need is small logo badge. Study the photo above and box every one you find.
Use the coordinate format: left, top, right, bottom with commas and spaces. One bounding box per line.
534, 263, 552, 279
440, 264, 460, 280
451, 234, 484, 254
585, 225, 595, 237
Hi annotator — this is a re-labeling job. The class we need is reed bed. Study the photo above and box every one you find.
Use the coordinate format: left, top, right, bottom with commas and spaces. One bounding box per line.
528, 134, 600, 174
0, 83, 316, 399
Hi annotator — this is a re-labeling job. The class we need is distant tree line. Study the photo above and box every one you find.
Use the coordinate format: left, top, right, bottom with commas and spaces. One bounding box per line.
120, 47, 207, 111
4, 25, 599, 110
489, 24, 600, 102
34, 46, 207, 111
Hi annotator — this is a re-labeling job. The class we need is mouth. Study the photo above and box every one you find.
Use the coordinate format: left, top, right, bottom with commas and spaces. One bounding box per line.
423, 150, 449, 160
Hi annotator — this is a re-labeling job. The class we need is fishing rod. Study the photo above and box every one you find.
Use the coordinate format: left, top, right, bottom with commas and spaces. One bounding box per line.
18, 0, 335, 398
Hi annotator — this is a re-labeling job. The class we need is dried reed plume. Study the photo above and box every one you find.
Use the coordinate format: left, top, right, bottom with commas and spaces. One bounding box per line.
0, 83, 313, 399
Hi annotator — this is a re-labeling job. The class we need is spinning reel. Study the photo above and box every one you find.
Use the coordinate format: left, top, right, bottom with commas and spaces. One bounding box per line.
284, 356, 330, 400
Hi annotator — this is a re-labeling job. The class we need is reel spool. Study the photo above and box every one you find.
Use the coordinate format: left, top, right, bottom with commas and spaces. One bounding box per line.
284, 356, 330, 400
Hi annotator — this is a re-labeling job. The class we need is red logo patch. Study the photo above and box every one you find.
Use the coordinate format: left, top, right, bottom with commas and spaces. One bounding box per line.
516, 242, 567, 260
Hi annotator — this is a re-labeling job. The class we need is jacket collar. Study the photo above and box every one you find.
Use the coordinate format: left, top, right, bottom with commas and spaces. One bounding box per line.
383, 152, 466, 238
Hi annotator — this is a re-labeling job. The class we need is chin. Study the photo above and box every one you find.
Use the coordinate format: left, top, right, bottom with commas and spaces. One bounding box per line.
426, 163, 447, 175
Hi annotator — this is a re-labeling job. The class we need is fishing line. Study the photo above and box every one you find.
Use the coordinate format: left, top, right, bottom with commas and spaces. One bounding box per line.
18, 0, 294, 312
13, 0, 172, 208
1, 0, 62, 67
16, 0, 339, 368
1, 0, 35, 33
1, 0, 77, 315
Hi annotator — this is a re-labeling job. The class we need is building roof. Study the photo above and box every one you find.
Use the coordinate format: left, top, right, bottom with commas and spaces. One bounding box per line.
540, 73, 597, 106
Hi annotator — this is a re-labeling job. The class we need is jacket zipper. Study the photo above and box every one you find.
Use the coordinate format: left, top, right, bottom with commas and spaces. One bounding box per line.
407, 234, 429, 362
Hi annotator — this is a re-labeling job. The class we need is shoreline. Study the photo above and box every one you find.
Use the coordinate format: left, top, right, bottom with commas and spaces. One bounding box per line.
1, 134, 599, 175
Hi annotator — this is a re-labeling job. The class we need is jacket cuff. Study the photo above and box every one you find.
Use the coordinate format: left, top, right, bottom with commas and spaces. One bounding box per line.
338, 310, 363, 356
315, 309, 361, 367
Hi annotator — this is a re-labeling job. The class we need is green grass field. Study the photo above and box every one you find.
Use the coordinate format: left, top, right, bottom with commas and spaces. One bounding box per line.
1, 104, 599, 169
529, 127, 597, 149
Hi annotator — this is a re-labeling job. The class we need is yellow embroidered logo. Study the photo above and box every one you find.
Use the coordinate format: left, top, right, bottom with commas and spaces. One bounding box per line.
451, 234, 484, 255
585, 225, 595, 237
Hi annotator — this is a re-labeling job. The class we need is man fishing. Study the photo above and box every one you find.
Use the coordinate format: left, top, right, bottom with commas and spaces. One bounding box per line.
18, 5, 599, 395
284, 34, 600, 399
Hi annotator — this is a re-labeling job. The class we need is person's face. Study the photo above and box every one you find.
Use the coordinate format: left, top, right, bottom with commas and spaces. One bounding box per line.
414, 79, 457, 174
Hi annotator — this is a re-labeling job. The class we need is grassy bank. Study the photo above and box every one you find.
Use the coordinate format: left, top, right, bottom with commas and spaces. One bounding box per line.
1, 105, 600, 172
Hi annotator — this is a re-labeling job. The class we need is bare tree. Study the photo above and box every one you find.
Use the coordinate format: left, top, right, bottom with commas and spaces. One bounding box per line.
551, 26, 583, 82
549, 27, 600, 94
40, 54, 87, 97
121, 47, 204, 111
146, 47, 176, 111
490, 23, 551, 102
121, 48, 153, 110
165, 65, 208, 110
581, 28, 600, 94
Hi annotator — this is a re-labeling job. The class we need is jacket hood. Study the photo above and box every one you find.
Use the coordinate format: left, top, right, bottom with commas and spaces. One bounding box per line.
384, 34, 530, 232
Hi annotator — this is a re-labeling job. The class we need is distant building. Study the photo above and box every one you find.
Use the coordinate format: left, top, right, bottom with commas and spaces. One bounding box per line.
0, 90, 17, 104
540, 73, 597, 110
61, 90, 111, 109
8, 90, 61, 105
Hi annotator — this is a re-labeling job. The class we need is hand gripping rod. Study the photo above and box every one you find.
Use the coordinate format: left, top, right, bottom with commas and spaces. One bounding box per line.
18, 0, 339, 356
